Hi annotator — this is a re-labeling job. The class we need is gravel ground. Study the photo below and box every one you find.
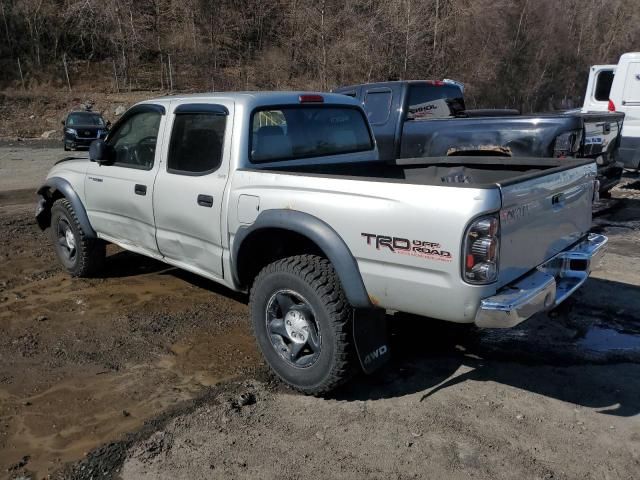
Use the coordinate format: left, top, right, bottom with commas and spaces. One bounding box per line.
0, 144, 638, 480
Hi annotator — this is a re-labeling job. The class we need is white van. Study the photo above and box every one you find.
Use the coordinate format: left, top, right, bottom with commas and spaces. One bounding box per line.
582, 52, 640, 170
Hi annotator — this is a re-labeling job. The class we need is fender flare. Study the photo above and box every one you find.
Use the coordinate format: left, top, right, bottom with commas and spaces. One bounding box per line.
37, 176, 97, 238
232, 209, 372, 308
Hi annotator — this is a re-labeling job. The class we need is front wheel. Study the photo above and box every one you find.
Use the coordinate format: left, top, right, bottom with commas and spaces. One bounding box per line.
50, 198, 105, 277
249, 255, 357, 395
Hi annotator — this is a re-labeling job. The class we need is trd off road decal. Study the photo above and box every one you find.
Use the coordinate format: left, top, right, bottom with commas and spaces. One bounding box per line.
361, 233, 452, 262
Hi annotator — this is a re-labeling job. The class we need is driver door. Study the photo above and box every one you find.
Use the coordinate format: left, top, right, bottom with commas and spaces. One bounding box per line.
84, 104, 166, 256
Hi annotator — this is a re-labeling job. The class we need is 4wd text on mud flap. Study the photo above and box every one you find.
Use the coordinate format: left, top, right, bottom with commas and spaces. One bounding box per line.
363, 345, 388, 366
361, 233, 453, 262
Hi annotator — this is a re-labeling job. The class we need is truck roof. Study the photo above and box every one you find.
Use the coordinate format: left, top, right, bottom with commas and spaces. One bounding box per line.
140, 91, 361, 109
333, 80, 460, 91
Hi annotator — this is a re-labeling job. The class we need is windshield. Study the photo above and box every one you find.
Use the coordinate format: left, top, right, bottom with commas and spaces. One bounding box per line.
250, 106, 373, 163
66, 113, 105, 127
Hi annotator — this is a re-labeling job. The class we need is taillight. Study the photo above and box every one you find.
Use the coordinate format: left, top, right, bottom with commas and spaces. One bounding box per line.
463, 214, 499, 284
608, 99, 616, 112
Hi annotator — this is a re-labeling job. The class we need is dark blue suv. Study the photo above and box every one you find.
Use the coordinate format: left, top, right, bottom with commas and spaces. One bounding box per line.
62, 111, 110, 151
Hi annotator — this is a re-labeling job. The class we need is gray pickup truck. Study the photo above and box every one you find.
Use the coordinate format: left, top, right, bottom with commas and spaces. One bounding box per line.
35, 92, 607, 394
333, 80, 625, 194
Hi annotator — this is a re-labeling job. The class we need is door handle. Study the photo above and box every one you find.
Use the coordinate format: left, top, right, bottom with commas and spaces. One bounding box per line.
197, 194, 214, 207
552, 193, 565, 209
134, 184, 147, 196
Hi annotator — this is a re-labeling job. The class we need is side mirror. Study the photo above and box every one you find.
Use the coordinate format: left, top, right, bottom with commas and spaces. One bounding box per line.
61, 120, 66, 126
106, 121, 112, 129
89, 139, 113, 165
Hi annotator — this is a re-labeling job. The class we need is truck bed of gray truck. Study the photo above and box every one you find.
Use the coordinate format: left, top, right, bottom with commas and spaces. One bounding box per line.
333, 80, 625, 193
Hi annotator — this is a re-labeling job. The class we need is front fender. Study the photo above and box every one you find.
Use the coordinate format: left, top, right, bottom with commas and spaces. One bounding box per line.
232, 209, 372, 309
36, 176, 96, 238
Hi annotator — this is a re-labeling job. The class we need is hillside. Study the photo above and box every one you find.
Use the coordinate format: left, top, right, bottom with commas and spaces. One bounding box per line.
1, 0, 639, 137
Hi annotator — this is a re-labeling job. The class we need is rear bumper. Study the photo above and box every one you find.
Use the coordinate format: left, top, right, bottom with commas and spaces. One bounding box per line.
475, 233, 608, 328
618, 136, 640, 170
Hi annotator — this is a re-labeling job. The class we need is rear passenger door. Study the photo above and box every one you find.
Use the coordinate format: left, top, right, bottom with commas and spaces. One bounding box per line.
153, 102, 233, 279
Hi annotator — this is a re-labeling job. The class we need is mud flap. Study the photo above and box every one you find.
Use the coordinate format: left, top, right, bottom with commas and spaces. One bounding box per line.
353, 308, 390, 374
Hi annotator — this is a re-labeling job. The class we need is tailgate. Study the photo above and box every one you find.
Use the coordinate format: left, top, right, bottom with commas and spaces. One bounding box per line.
497, 161, 597, 287
580, 111, 625, 160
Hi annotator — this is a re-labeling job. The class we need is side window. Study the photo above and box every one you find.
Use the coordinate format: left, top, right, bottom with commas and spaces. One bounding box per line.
107, 111, 161, 170
168, 113, 226, 175
594, 70, 614, 102
364, 90, 392, 125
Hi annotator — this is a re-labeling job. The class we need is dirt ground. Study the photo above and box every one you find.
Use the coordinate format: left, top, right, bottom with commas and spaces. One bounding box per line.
0, 90, 151, 139
1, 144, 639, 480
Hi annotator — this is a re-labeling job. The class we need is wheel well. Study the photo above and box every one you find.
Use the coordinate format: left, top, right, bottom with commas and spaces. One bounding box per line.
235, 228, 325, 289
36, 187, 65, 229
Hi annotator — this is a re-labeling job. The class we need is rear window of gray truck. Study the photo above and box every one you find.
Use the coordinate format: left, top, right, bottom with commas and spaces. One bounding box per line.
250, 106, 374, 163
407, 85, 466, 119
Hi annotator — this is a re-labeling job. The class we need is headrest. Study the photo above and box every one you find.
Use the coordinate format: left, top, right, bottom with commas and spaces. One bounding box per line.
253, 126, 292, 161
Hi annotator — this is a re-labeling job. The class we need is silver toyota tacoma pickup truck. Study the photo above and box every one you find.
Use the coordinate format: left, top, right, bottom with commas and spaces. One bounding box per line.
35, 92, 607, 394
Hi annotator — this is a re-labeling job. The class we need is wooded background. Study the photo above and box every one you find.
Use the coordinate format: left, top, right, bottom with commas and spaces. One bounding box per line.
1, 0, 639, 111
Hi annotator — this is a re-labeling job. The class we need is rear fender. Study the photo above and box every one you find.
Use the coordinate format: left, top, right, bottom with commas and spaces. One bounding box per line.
232, 209, 371, 309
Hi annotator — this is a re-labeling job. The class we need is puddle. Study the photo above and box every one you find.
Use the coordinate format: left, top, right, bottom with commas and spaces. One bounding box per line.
580, 327, 640, 352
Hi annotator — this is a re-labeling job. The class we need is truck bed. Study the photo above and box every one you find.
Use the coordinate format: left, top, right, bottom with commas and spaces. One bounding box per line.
237, 155, 596, 320
264, 156, 593, 189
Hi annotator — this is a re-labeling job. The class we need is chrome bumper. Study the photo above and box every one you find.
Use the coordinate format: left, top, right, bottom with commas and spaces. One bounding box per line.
475, 233, 608, 328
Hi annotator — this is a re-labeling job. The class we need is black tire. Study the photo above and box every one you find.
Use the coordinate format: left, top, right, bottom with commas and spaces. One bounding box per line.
63, 145, 70, 151
50, 198, 105, 277
599, 189, 612, 199
249, 254, 357, 395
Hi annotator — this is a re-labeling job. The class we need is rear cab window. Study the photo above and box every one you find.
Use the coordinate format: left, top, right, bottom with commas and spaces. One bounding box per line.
364, 89, 392, 125
406, 84, 465, 120
250, 106, 374, 163
594, 70, 614, 102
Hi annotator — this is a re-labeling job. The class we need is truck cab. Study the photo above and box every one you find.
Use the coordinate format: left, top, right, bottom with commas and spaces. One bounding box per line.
582, 52, 640, 170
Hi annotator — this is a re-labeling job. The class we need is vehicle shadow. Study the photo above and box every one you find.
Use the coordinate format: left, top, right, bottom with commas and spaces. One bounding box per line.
101, 249, 249, 303
98, 246, 640, 417
332, 277, 640, 418
101, 250, 170, 278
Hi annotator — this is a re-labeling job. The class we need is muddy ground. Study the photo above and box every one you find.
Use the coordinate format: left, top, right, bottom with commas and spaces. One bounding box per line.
0, 144, 639, 480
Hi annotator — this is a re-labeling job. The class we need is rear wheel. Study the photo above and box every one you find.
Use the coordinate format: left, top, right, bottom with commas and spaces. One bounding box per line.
249, 255, 356, 395
50, 198, 105, 277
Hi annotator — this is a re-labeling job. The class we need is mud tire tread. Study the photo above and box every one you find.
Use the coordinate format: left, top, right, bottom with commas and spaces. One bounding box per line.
50, 198, 105, 277
249, 254, 356, 395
